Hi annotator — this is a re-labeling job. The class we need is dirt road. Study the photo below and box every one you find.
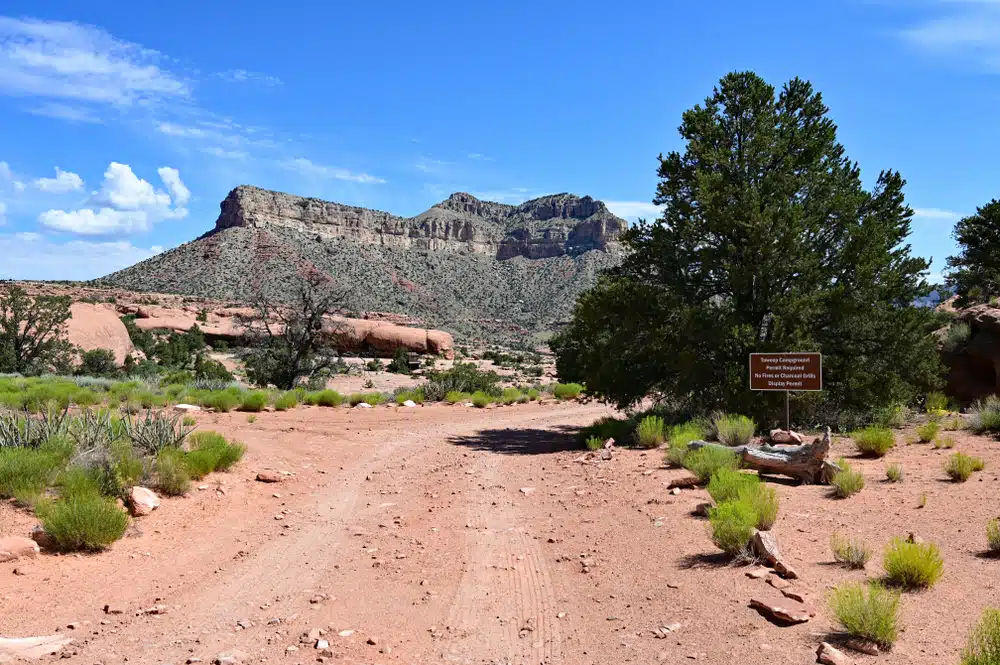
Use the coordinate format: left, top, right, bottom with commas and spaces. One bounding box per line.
5, 402, 1000, 665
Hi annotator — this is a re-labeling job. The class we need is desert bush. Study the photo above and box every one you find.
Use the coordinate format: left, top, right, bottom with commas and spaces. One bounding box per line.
852, 426, 895, 457
883, 537, 944, 589
828, 582, 900, 649
97, 440, 145, 499
945, 452, 985, 482
0, 443, 68, 504
585, 436, 603, 451
876, 403, 912, 429
122, 410, 193, 455
184, 431, 245, 479
708, 500, 757, 555
885, 463, 904, 483
926, 391, 950, 413
394, 388, 425, 405
201, 390, 241, 413
471, 391, 491, 408
580, 416, 635, 446
943, 321, 972, 352
182, 415, 196, 427
830, 533, 872, 569
526, 388, 541, 400
707, 468, 778, 530
552, 383, 584, 400
969, 395, 1000, 434
308, 389, 344, 407
273, 391, 298, 411
445, 391, 470, 404
349, 392, 386, 406
916, 421, 940, 443
238, 391, 269, 412
664, 421, 706, 467
935, 435, 957, 449
77, 349, 120, 378
635, 415, 666, 448
683, 446, 740, 484
386, 347, 411, 375
962, 608, 1000, 665
988, 519, 1000, 555
712, 413, 755, 447
423, 362, 501, 402
37, 493, 129, 551
499, 387, 522, 405
831, 458, 865, 498
155, 448, 191, 496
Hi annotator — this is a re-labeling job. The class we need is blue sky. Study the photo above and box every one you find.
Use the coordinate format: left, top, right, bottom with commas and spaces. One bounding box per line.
0, 1, 996, 281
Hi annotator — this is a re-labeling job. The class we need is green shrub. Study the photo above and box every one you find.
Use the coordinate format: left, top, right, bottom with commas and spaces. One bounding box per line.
182, 415, 196, 427
945, 452, 985, 482
885, 463, 904, 483
962, 608, 1000, 665
155, 448, 191, 496
184, 431, 246, 479
445, 391, 470, 404
943, 321, 972, 352
58, 466, 103, 501
471, 391, 491, 408
683, 446, 740, 484
99, 441, 145, 499
926, 391, 950, 413
526, 388, 540, 401
635, 415, 666, 448
238, 391, 269, 412
916, 421, 940, 443
423, 362, 501, 402
712, 413, 755, 447
580, 416, 635, 445
394, 388, 425, 405
37, 493, 129, 552
935, 435, 957, 449
552, 383, 584, 400
970, 395, 1000, 434
500, 387, 522, 405
988, 519, 1000, 555
0, 443, 68, 505
585, 436, 603, 451
708, 500, 757, 555
876, 403, 911, 429
707, 469, 778, 529
830, 533, 872, 569
664, 421, 705, 467
309, 389, 344, 407
828, 582, 900, 649
348, 392, 386, 406
274, 391, 298, 411
831, 459, 865, 498
201, 390, 240, 413
852, 426, 895, 457
883, 537, 944, 589
73, 389, 101, 408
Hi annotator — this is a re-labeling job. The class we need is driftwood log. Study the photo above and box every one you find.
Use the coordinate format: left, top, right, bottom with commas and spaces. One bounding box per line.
688, 427, 838, 484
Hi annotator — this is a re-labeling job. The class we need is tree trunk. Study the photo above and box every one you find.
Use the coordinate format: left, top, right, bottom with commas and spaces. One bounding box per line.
688, 427, 838, 484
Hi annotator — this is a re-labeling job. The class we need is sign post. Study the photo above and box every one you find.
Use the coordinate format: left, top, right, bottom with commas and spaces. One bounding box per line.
749, 352, 823, 431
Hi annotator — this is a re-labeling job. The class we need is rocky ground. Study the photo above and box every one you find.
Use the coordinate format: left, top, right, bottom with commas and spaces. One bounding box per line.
3, 404, 1000, 664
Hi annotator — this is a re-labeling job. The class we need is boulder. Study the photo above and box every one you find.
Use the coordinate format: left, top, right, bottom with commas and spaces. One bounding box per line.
173, 404, 202, 413
769, 429, 805, 444
749, 595, 814, 624
255, 471, 283, 483
401, 400, 417, 408
817, 642, 851, 665
128, 487, 160, 516
667, 475, 700, 490
29, 526, 55, 551
0, 536, 40, 563
0, 635, 74, 659
66, 302, 134, 364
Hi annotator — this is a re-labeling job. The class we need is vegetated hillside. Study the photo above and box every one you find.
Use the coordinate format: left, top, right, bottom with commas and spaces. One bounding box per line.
95, 186, 628, 346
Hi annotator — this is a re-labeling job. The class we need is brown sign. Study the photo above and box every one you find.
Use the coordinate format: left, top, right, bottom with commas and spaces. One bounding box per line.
749, 353, 822, 392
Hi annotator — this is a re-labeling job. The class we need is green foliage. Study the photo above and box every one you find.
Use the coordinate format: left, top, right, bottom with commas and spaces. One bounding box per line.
916, 421, 940, 443
155, 447, 191, 496
585, 436, 604, 451
0, 284, 76, 375
122, 409, 193, 455
580, 416, 635, 446
946, 200, 1000, 307
828, 582, 900, 649
682, 446, 739, 484
707, 468, 778, 530
711, 413, 755, 447
120, 315, 155, 356
925, 392, 950, 413
708, 500, 757, 555
830, 533, 872, 569
988, 519, 1000, 555
945, 452, 985, 482
193, 357, 234, 383
883, 537, 944, 589
98, 440, 145, 499
445, 391, 470, 404
831, 458, 865, 498
885, 463, 904, 483
0, 442, 69, 505
961, 608, 1000, 665
387, 347, 411, 375
238, 391, 269, 412
500, 387, 523, 405
424, 362, 501, 402
201, 389, 241, 413
77, 349, 119, 378
184, 431, 245, 479
273, 391, 298, 411
634, 415, 665, 448
551, 72, 943, 425
552, 383, 584, 400
970, 396, 1000, 434
852, 426, 895, 457
935, 435, 957, 449
526, 388, 540, 401
37, 492, 129, 552
394, 388, 425, 405
349, 392, 386, 406
307, 389, 344, 407
943, 321, 972, 352
664, 421, 706, 467
875, 403, 911, 429
471, 391, 491, 408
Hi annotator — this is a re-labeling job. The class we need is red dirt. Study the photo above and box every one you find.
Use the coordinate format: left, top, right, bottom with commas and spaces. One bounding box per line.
1, 409, 997, 664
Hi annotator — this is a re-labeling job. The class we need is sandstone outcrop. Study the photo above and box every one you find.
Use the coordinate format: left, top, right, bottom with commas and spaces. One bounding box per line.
941, 303, 1000, 402
65, 303, 134, 364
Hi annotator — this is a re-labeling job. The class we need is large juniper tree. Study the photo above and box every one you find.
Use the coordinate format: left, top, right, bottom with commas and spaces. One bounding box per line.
946, 200, 1000, 307
552, 72, 942, 426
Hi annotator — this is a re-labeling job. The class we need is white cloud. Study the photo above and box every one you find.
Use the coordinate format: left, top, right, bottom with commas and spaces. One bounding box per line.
39, 162, 187, 235
0, 232, 162, 280
465, 188, 534, 204
200, 146, 248, 160
913, 207, 962, 220
605, 200, 664, 220
0, 16, 189, 106
0, 202, 6, 225
280, 157, 386, 184
900, 2, 1000, 69
26, 102, 101, 123
33, 167, 83, 193
216, 69, 282, 86
0, 161, 26, 191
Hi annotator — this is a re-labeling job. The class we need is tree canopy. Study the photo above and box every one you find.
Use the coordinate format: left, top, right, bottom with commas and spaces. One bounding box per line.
551, 71, 943, 427
946, 200, 1000, 307
0, 284, 76, 375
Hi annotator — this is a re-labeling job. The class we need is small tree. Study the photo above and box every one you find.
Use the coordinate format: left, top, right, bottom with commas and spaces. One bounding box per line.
0, 284, 76, 375
77, 349, 120, 377
239, 271, 348, 390
946, 200, 1000, 307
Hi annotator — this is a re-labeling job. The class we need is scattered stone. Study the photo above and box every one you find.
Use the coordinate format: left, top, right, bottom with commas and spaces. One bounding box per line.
843, 638, 879, 655
600, 449, 612, 461
338, 629, 354, 637
751, 530, 799, 579
906, 532, 925, 545
557, 612, 566, 619
29, 525, 54, 551
774, 560, 799, 580
173, 404, 201, 413
749, 596, 813, 625
315, 639, 329, 649
187, 658, 204, 664
770, 429, 805, 444
141, 604, 169, 615
766, 575, 791, 590
401, 400, 417, 408
12, 567, 27, 576
128, 487, 160, 517
817, 641, 852, 665
0, 635, 75, 659
670, 487, 681, 495
366, 637, 378, 646
745, 568, 768, 580
356, 403, 373, 409
285, 645, 299, 653
780, 588, 808, 603
66, 623, 80, 630
667, 476, 700, 490
694, 502, 713, 517
651, 623, 682, 638
255, 471, 283, 483
103, 604, 125, 615
519, 487, 536, 495
0, 536, 40, 563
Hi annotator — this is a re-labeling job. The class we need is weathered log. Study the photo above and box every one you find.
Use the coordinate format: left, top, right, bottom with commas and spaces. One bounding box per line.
688, 428, 838, 484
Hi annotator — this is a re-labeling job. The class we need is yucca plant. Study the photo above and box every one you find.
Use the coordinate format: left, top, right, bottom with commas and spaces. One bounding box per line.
122, 410, 194, 456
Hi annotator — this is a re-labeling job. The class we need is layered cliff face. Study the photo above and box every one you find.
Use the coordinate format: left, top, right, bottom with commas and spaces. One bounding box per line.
96, 186, 628, 345
215, 186, 626, 259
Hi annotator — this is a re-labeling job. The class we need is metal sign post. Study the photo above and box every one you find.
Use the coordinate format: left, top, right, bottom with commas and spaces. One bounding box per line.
749, 352, 823, 431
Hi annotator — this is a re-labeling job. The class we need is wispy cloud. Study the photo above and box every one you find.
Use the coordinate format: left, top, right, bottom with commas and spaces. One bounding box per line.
0, 232, 163, 280
216, 68, 282, 86
466, 187, 535, 204
25, 102, 102, 123
0, 161, 26, 191
913, 207, 962, 220
900, 1, 1000, 70
414, 156, 449, 174
33, 167, 83, 193
280, 157, 386, 184
604, 200, 664, 220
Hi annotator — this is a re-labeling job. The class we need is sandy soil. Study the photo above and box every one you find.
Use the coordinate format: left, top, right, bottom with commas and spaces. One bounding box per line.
2, 410, 999, 665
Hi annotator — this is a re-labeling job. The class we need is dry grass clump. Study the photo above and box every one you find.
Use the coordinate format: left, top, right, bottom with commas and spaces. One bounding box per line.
634, 415, 665, 449
831, 458, 865, 498
987, 519, 1000, 555
945, 452, 985, 482
962, 608, 1000, 665
830, 533, 872, 569
828, 582, 900, 649
916, 421, 940, 443
885, 463, 904, 483
711, 413, 755, 447
852, 426, 895, 457
883, 537, 944, 589
683, 446, 740, 484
